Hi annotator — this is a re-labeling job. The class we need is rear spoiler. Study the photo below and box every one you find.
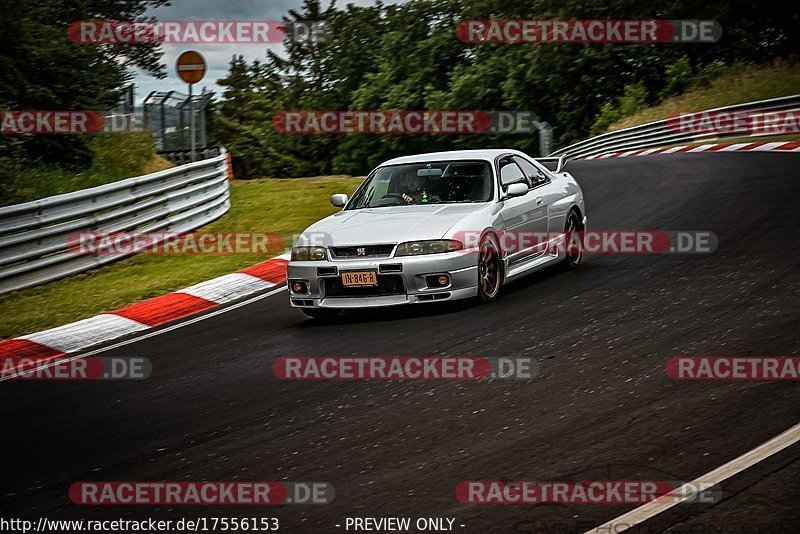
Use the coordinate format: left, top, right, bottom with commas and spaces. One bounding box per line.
534, 155, 567, 174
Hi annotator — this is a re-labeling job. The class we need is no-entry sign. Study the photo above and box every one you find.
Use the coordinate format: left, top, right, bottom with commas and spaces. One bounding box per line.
176, 50, 206, 162
176, 51, 206, 84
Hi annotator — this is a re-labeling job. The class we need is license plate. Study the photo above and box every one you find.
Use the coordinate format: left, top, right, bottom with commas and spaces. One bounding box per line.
341, 271, 378, 287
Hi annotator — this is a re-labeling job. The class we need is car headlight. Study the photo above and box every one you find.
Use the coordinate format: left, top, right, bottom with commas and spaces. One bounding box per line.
291, 246, 327, 261
395, 240, 463, 256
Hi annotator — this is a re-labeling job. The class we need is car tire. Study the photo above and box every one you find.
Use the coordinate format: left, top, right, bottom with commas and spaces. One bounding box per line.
477, 234, 502, 302
301, 308, 341, 320
561, 209, 584, 270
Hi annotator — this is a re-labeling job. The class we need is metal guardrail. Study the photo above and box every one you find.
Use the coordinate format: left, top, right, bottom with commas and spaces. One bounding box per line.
159, 147, 221, 165
551, 95, 800, 160
0, 150, 231, 295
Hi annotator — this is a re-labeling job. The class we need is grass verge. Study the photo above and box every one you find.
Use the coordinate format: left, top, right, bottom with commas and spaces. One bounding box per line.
1, 132, 173, 206
0, 176, 363, 339
608, 59, 800, 132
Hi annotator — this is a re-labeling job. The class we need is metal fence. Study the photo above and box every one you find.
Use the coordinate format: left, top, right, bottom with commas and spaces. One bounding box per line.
0, 150, 231, 295
159, 147, 222, 165
143, 90, 214, 152
551, 95, 800, 159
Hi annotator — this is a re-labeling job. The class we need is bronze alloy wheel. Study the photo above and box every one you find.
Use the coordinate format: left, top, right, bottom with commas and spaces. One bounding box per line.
563, 209, 584, 269
478, 235, 501, 302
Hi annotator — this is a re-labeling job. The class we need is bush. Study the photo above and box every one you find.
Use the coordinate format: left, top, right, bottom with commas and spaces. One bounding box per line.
0, 132, 160, 206
590, 84, 648, 135
659, 57, 695, 99
590, 102, 623, 136
618, 83, 648, 116
693, 61, 733, 88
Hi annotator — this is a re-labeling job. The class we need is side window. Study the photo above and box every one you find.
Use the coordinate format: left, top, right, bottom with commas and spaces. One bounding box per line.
513, 156, 550, 187
499, 158, 529, 189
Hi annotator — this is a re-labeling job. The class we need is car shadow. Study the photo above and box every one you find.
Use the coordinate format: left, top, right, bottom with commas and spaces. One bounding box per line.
500, 257, 602, 295
296, 259, 602, 327
296, 299, 465, 327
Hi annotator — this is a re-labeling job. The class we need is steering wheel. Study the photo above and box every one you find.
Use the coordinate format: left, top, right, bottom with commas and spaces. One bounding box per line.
381, 192, 405, 200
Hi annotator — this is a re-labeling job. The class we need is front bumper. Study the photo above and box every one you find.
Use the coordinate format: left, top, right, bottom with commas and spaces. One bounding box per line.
287, 251, 478, 309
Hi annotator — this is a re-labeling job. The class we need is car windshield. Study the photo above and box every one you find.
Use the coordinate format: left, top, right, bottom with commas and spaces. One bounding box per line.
347, 160, 493, 209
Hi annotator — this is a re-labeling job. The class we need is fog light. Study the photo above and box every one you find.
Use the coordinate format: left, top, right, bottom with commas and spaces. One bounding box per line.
426, 274, 450, 288
291, 280, 308, 293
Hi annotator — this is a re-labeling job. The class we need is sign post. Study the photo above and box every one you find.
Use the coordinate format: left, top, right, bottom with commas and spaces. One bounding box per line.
176, 51, 207, 162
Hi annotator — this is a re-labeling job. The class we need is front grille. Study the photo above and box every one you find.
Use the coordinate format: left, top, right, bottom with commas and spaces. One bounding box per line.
324, 274, 405, 297
330, 244, 395, 259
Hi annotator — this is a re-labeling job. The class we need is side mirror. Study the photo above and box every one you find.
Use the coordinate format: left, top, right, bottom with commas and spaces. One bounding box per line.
505, 183, 528, 198
330, 194, 348, 207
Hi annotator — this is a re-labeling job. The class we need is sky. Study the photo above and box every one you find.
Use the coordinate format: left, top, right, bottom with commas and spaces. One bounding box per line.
132, 0, 402, 105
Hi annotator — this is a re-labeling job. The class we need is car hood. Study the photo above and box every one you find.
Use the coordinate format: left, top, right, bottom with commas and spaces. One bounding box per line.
298, 203, 488, 246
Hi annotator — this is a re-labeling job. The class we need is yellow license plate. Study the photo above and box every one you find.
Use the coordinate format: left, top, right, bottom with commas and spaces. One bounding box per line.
341, 271, 378, 287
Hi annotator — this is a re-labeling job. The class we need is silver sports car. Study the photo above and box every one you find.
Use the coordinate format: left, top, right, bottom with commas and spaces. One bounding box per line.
287, 149, 586, 318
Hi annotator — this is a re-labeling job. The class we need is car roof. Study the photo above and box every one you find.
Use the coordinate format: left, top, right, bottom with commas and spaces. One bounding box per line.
380, 149, 528, 166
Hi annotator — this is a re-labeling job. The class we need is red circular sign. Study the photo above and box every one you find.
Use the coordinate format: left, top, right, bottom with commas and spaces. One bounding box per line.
176, 51, 206, 84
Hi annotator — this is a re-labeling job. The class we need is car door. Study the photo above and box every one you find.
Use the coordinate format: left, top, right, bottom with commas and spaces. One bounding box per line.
513, 154, 564, 236
497, 156, 548, 265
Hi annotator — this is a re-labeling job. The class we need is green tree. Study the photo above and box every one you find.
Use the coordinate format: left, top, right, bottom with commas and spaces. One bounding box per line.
0, 0, 168, 170
213, 0, 800, 176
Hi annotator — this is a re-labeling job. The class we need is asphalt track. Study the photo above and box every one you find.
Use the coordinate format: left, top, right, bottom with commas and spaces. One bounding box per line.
2, 152, 800, 533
